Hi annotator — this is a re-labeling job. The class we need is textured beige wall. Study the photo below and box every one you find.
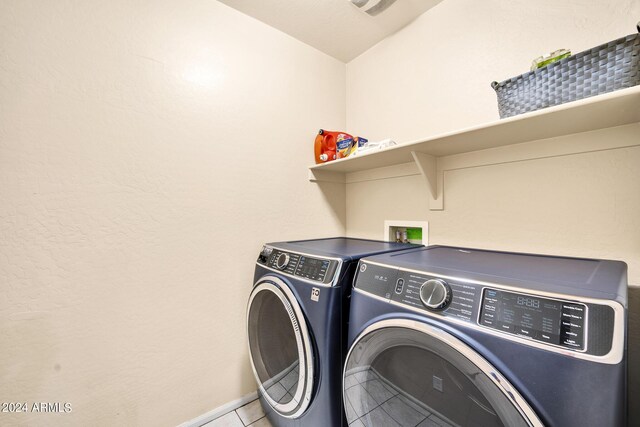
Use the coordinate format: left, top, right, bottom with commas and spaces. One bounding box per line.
345, 0, 640, 424
0, 1, 345, 426
346, 132, 640, 279
2, 0, 639, 425
347, 0, 640, 142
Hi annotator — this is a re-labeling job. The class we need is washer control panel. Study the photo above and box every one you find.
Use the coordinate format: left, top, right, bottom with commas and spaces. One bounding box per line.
354, 260, 617, 357
258, 246, 338, 285
419, 279, 452, 310
355, 262, 479, 323
392, 270, 479, 323
479, 288, 586, 351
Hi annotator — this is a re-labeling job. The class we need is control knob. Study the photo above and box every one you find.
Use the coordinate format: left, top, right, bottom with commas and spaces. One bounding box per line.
275, 253, 290, 270
419, 279, 452, 310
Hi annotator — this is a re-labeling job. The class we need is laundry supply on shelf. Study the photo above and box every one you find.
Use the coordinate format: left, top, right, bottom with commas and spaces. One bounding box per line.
337, 136, 369, 159
350, 138, 397, 156
314, 129, 352, 164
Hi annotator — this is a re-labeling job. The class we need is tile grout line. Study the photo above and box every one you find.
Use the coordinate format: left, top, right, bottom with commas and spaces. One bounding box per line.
234, 399, 268, 427
236, 403, 247, 426
204, 397, 271, 427
249, 414, 267, 427
234, 408, 245, 426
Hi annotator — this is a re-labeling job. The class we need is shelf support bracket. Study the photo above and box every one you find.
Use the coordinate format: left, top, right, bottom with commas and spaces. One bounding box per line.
411, 151, 443, 210
308, 169, 346, 184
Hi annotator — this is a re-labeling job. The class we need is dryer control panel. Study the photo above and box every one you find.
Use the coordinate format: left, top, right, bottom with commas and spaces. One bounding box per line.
354, 260, 618, 359
257, 246, 339, 285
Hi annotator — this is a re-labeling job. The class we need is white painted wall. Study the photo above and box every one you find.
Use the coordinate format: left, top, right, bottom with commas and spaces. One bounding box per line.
0, 1, 345, 425
345, 0, 640, 423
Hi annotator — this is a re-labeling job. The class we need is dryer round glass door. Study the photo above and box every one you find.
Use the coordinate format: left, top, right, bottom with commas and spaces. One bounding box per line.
343, 319, 543, 427
247, 276, 314, 418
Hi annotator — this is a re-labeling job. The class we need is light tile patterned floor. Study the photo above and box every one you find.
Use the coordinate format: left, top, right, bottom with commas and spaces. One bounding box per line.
343, 368, 455, 427
263, 362, 299, 405
203, 399, 273, 427
204, 367, 456, 427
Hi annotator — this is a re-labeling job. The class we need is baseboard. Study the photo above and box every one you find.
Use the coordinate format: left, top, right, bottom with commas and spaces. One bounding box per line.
177, 391, 259, 427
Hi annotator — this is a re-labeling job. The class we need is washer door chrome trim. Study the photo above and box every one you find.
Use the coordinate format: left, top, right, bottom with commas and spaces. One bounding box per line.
343, 318, 544, 427
247, 276, 314, 418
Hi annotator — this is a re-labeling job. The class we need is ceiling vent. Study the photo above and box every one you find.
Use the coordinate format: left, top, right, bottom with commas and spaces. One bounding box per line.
349, 0, 398, 16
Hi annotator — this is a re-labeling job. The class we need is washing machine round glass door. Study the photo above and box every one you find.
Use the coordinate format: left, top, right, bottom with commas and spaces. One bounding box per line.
247, 276, 314, 418
343, 319, 543, 427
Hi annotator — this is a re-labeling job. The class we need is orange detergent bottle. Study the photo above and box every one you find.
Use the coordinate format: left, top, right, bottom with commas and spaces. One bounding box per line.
314, 129, 353, 164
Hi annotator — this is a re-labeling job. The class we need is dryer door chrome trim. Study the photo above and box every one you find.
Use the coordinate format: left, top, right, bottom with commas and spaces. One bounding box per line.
343, 318, 544, 427
247, 276, 314, 418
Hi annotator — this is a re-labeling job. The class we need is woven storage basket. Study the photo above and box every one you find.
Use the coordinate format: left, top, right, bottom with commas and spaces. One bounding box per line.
492, 23, 640, 118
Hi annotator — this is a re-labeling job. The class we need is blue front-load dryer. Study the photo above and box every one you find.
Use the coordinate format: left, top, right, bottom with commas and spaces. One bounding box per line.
343, 246, 627, 427
247, 238, 420, 427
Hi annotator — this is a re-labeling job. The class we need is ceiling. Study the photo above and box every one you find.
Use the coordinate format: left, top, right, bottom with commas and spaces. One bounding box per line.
217, 0, 443, 62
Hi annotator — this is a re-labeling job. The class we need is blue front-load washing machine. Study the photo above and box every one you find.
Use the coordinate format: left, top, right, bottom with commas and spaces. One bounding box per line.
343, 246, 627, 427
247, 238, 420, 427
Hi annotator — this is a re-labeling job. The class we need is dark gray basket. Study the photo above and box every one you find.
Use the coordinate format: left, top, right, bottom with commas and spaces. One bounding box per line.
492, 23, 640, 118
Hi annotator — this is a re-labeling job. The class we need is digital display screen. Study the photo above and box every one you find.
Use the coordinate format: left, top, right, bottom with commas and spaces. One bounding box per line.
295, 256, 330, 281
479, 288, 586, 350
